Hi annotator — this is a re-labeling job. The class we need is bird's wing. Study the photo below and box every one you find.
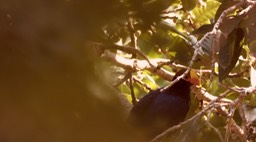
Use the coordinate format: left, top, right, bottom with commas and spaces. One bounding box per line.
130, 89, 160, 114
129, 89, 160, 123
145, 93, 190, 131
148, 93, 189, 119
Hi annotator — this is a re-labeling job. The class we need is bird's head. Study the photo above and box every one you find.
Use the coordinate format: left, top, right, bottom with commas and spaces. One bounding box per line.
173, 69, 200, 86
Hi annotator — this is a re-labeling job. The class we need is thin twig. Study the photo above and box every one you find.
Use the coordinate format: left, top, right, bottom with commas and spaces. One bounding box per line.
193, 86, 232, 104
151, 88, 231, 142
239, 104, 248, 142
215, 104, 245, 141
225, 107, 236, 142
206, 109, 224, 142
113, 72, 132, 88
197, 68, 249, 78
128, 17, 137, 58
102, 50, 174, 81
213, 1, 245, 31
161, 47, 200, 91
133, 77, 153, 92
129, 75, 137, 105
91, 42, 156, 68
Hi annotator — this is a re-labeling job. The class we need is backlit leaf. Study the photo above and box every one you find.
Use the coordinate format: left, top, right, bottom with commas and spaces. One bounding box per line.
192, 0, 221, 27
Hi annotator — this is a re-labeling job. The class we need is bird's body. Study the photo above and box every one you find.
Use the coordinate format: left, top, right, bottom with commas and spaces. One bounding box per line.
128, 69, 199, 139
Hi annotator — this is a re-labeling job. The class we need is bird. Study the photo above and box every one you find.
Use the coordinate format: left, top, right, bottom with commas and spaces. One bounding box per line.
128, 69, 200, 139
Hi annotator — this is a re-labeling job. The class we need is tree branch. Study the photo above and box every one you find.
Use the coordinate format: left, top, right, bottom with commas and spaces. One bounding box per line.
151, 87, 231, 142
101, 50, 174, 81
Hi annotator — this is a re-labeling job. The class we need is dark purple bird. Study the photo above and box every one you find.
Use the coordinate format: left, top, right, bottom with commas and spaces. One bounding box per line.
128, 69, 199, 139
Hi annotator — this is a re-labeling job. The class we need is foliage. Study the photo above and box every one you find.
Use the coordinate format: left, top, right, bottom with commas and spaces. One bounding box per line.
1, 0, 256, 141
95, 0, 256, 141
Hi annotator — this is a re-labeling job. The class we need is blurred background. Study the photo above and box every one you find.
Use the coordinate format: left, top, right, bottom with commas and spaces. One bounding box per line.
0, 0, 143, 142
1, 0, 255, 142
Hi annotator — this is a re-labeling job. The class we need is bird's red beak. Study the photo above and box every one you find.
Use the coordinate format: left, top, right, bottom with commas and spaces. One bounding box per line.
188, 69, 200, 86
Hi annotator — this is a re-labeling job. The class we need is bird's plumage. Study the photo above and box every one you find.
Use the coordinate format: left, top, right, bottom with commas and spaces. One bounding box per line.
128, 69, 199, 139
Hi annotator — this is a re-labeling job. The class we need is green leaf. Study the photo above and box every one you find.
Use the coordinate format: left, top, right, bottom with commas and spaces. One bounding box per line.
250, 94, 256, 106
219, 28, 244, 82
192, 0, 221, 26
231, 77, 250, 87
181, 0, 196, 11
167, 33, 194, 65
215, 0, 237, 19
192, 24, 214, 35
218, 31, 234, 69
119, 84, 131, 95
218, 14, 245, 37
